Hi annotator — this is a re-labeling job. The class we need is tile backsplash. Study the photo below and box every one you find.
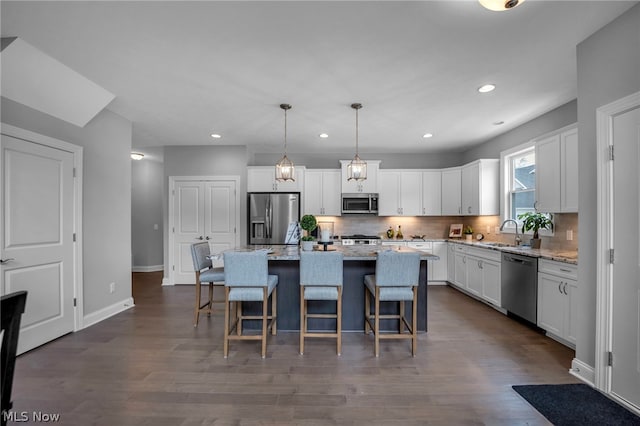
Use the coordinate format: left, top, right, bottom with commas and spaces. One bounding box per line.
321, 213, 578, 252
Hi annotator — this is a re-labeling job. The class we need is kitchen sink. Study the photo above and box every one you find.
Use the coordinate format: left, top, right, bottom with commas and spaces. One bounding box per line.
478, 242, 513, 248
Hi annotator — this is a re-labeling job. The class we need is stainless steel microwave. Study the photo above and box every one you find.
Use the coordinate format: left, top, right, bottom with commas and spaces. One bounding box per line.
341, 193, 378, 214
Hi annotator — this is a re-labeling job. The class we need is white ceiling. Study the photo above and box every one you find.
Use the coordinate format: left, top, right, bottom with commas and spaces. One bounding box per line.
1, 1, 636, 156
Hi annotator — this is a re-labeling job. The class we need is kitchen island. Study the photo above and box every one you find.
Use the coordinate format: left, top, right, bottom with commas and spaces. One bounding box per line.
230, 244, 438, 332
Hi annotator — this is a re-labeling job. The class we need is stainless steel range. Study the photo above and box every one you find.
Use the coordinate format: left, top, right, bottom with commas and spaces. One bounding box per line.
340, 234, 381, 246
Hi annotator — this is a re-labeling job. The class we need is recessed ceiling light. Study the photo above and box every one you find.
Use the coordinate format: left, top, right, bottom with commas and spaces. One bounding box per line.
478, 84, 496, 93
130, 152, 144, 160
423, 133, 433, 138
493, 121, 505, 126
210, 133, 221, 139
319, 133, 329, 138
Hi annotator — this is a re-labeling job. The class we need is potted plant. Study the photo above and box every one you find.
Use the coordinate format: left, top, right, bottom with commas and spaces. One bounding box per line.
299, 214, 317, 251
463, 225, 473, 242
518, 212, 553, 249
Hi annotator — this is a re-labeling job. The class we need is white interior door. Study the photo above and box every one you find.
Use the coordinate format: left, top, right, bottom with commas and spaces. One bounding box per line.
610, 105, 640, 408
1, 134, 75, 354
171, 178, 238, 284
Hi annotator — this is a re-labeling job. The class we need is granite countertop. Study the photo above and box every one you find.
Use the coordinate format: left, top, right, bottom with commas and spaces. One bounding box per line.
229, 245, 439, 261
448, 239, 578, 265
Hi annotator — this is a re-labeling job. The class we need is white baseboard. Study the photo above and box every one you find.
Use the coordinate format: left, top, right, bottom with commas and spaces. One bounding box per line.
570, 358, 595, 386
427, 281, 448, 286
161, 277, 172, 286
82, 297, 135, 329
132, 264, 164, 272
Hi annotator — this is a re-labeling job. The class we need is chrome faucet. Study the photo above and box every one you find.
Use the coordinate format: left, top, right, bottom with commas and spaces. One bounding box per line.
500, 219, 522, 246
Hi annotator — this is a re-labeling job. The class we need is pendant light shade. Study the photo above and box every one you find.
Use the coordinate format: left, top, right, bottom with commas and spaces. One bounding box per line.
479, 0, 525, 11
275, 103, 295, 182
348, 103, 367, 181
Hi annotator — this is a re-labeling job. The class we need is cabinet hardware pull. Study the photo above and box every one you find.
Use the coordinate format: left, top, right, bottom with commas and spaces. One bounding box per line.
559, 268, 572, 273
563, 282, 568, 295
197, 236, 204, 240
0, 258, 15, 264
558, 282, 563, 294
205, 236, 210, 240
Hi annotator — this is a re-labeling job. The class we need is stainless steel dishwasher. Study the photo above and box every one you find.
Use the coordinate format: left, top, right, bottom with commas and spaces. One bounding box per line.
501, 252, 538, 324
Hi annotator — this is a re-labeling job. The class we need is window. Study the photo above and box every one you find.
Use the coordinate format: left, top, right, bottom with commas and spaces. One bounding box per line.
501, 143, 536, 227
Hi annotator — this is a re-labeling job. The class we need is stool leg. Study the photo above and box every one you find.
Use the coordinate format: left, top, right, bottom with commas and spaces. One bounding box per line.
399, 299, 405, 334
300, 286, 305, 355
271, 287, 277, 336
194, 272, 202, 327
337, 286, 343, 356
261, 287, 268, 358
223, 287, 230, 358
207, 282, 214, 316
237, 302, 243, 336
364, 286, 371, 334
374, 287, 380, 357
412, 287, 418, 357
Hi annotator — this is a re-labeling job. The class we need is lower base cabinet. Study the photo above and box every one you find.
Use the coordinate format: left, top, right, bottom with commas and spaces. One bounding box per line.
447, 242, 501, 308
537, 259, 578, 346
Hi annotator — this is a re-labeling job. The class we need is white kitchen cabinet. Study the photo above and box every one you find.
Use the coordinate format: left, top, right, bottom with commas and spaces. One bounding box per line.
535, 134, 561, 212
340, 160, 380, 193
422, 170, 442, 216
537, 259, 578, 347
247, 166, 305, 192
441, 167, 462, 215
448, 243, 502, 307
535, 125, 578, 213
430, 242, 448, 282
447, 242, 456, 284
378, 170, 422, 216
303, 169, 341, 216
461, 159, 499, 216
560, 127, 579, 213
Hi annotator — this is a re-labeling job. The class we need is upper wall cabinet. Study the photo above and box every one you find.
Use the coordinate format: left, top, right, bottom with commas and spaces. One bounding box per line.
304, 169, 341, 216
340, 160, 380, 193
378, 170, 422, 216
247, 166, 305, 192
535, 125, 578, 213
441, 167, 462, 215
422, 170, 442, 216
461, 159, 499, 216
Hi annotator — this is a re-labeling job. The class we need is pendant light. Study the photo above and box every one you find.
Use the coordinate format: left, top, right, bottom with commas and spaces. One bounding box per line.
275, 103, 295, 182
479, 0, 525, 11
347, 103, 367, 181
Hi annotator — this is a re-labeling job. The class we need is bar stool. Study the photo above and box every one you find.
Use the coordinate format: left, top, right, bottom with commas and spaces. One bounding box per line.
299, 251, 344, 355
222, 251, 278, 358
190, 242, 225, 327
364, 251, 421, 357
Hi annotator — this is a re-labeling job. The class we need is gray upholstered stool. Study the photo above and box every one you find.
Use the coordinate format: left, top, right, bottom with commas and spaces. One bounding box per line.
190, 242, 225, 327
222, 251, 278, 358
299, 251, 344, 355
364, 250, 421, 357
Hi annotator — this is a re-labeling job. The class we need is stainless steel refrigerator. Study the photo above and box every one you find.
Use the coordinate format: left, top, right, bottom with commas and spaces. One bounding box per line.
248, 193, 300, 245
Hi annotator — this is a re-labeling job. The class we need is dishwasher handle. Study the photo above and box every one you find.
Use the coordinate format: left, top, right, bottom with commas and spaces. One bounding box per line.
503, 255, 534, 267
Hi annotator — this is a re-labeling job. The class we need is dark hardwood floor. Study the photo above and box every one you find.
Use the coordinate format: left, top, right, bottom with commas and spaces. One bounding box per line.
11, 272, 578, 425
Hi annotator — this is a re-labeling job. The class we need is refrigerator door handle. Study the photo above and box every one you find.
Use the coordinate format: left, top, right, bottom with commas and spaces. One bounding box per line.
265, 196, 272, 239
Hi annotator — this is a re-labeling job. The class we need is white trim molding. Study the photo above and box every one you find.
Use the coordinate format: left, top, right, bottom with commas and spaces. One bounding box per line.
595, 90, 640, 403
570, 358, 595, 386
132, 264, 164, 273
82, 297, 135, 329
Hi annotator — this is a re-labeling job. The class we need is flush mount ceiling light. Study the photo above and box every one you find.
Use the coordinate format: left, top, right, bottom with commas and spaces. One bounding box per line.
130, 152, 144, 160
210, 133, 221, 139
478, 84, 496, 93
423, 133, 434, 139
275, 103, 295, 182
479, 0, 525, 11
319, 133, 329, 139
347, 103, 367, 182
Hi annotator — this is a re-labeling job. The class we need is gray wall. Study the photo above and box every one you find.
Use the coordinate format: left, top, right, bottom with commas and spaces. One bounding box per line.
575, 4, 640, 367
132, 153, 164, 269
252, 151, 465, 169
461, 100, 577, 163
1, 97, 133, 316
162, 145, 249, 280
